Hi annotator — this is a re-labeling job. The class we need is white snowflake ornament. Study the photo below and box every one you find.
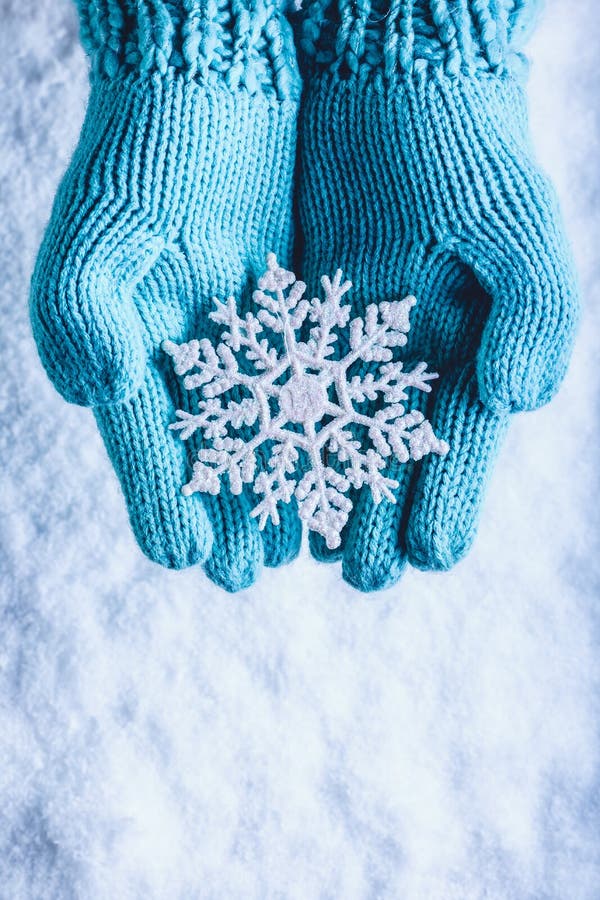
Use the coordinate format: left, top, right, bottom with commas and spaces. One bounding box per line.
163, 254, 450, 550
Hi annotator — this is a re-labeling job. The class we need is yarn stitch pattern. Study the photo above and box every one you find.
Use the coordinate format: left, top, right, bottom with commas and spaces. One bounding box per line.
294, 0, 580, 590
30, 0, 303, 591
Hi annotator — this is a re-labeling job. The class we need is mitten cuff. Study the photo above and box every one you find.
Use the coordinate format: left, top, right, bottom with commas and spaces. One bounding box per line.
297, 0, 542, 80
75, 0, 300, 99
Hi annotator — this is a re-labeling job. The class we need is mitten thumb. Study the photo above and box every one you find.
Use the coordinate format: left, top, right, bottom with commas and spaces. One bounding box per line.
31, 203, 160, 407
457, 167, 580, 413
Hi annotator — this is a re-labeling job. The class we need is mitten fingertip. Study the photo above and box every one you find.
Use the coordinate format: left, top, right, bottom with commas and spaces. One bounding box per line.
405, 518, 470, 572
476, 319, 577, 415
30, 295, 147, 408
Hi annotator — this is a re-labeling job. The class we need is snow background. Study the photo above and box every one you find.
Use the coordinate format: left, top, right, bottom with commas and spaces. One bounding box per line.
1, 0, 599, 897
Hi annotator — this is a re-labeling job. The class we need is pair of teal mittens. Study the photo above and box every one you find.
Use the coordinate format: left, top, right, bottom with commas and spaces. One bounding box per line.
31, 0, 579, 592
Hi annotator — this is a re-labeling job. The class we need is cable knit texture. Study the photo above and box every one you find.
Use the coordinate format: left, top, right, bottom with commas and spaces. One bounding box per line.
30, 0, 302, 590
295, 0, 579, 590
75, 0, 299, 93
299, 0, 542, 78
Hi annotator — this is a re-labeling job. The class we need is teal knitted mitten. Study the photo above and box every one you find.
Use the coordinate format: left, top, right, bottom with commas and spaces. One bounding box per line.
31, 0, 302, 590
296, 0, 579, 590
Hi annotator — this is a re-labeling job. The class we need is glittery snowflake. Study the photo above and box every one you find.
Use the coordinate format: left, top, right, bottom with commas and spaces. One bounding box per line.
163, 254, 449, 549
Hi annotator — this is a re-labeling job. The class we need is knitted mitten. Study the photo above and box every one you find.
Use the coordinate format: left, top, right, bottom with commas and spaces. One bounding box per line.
31, 0, 302, 591
295, 0, 579, 590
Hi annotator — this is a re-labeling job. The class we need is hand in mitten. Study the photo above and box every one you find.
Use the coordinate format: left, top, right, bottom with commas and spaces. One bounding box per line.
31, 0, 302, 590
295, 0, 579, 591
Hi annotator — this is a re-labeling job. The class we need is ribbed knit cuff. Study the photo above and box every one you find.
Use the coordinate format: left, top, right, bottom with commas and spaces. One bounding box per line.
75, 0, 300, 99
297, 0, 542, 80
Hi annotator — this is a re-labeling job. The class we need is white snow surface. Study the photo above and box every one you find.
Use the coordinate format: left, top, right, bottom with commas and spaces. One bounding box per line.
1, 1, 599, 897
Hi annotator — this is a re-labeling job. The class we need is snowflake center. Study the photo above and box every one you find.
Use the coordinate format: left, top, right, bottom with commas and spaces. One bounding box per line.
278, 373, 328, 424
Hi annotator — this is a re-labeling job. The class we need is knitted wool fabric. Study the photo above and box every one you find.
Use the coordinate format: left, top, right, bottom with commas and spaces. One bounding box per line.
295, 0, 580, 591
30, 0, 302, 591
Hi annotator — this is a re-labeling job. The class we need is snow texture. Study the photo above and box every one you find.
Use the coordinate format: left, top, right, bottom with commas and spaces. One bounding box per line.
164, 255, 448, 549
1, 1, 600, 897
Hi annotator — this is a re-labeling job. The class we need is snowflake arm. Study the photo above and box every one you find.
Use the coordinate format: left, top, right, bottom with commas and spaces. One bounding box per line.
298, 269, 353, 369
250, 441, 299, 528
342, 296, 417, 367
